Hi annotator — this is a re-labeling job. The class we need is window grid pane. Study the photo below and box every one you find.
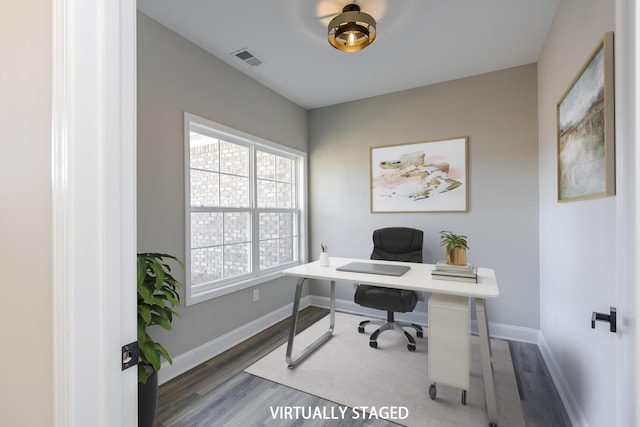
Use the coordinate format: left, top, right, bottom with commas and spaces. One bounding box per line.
190, 133, 220, 171
220, 174, 249, 207
279, 213, 293, 238
257, 179, 276, 208
256, 151, 296, 209
223, 243, 251, 278
257, 211, 299, 271
276, 156, 293, 183
259, 239, 279, 270
220, 140, 248, 176
256, 151, 275, 180
191, 247, 223, 285
276, 182, 292, 208
190, 211, 252, 285
190, 170, 219, 207
224, 212, 250, 244
191, 212, 223, 249
258, 212, 279, 240
279, 237, 294, 264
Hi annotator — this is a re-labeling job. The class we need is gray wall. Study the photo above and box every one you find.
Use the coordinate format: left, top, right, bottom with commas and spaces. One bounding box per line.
307, 64, 540, 330
0, 1, 53, 425
137, 13, 308, 362
538, 0, 617, 424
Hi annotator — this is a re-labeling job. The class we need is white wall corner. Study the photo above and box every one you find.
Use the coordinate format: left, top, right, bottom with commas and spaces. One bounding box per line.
158, 296, 311, 385
538, 331, 589, 427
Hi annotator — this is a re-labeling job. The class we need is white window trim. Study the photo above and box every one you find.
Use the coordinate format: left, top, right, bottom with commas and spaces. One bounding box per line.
184, 112, 308, 305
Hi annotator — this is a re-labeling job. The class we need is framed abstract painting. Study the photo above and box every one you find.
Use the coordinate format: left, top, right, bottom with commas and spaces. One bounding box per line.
370, 136, 468, 213
557, 32, 615, 202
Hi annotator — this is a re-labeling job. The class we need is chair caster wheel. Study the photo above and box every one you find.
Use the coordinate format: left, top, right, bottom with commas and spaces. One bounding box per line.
369, 341, 378, 349
408, 344, 416, 351
417, 331, 424, 338
461, 390, 467, 405
428, 383, 436, 400
358, 326, 365, 334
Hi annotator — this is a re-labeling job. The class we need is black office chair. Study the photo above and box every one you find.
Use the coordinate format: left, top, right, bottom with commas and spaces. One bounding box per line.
354, 227, 424, 351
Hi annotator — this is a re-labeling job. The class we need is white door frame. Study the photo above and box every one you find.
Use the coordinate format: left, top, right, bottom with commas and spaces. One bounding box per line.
52, 0, 137, 425
615, 0, 639, 425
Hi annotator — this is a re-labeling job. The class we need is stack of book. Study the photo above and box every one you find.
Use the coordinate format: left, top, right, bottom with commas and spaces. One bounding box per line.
431, 262, 477, 283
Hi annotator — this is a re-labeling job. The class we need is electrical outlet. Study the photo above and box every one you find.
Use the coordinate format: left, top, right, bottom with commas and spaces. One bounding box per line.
253, 288, 259, 302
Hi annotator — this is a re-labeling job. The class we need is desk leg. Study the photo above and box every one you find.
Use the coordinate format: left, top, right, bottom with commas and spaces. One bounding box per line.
286, 278, 335, 369
475, 298, 498, 426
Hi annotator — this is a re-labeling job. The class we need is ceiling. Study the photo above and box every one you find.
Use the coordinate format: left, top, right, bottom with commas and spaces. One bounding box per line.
137, 0, 559, 110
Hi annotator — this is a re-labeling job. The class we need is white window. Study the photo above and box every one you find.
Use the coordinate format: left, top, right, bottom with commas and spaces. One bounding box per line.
185, 113, 307, 305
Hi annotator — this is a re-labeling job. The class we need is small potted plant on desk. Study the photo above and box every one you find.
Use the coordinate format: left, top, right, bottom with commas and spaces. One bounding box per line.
137, 253, 183, 427
439, 231, 469, 266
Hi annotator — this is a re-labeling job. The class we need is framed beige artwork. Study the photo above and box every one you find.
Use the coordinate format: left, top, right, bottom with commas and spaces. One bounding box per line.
557, 32, 615, 202
370, 137, 468, 213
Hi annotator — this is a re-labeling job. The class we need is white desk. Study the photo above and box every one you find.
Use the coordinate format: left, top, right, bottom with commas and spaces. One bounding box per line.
282, 257, 500, 427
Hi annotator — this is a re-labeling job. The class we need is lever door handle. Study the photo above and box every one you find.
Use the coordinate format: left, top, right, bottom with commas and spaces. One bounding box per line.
591, 307, 617, 333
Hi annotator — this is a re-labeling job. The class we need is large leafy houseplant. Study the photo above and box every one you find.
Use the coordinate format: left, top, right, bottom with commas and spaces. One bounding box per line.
137, 253, 183, 384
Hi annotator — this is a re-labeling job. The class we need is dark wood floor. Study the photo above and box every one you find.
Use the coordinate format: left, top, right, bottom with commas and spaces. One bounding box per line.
509, 340, 572, 426
156, 307, 572, 426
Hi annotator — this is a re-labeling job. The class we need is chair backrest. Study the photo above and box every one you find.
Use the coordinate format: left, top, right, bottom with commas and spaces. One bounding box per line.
370, 227, 423, 263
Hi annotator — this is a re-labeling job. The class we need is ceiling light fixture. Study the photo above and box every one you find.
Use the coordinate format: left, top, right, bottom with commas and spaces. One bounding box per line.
328, 4, 376, 53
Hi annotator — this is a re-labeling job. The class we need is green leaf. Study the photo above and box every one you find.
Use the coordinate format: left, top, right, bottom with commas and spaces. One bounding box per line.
439, 230, 469, 250
153, 314, 172, 330
136, 252, 184, 380
138, 304, 152, 324
155, 343, 173, 365
137, 258, 147, 288
139, 340, 161, 372
162, 288, 179, 306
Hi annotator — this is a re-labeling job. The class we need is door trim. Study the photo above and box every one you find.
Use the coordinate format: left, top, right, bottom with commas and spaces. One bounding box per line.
52, 0, 137, 425
614, 0, 639, 424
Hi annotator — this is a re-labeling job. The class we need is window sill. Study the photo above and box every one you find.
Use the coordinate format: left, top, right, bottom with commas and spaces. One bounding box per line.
185, 264, 300, 306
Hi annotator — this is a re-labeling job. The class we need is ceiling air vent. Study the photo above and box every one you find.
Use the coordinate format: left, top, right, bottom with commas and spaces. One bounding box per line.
231, 48, 263, 67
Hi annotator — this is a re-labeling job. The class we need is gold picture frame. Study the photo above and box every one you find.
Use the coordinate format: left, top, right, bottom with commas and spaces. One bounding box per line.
557, 32, 615, 202
370, 136, 468, 213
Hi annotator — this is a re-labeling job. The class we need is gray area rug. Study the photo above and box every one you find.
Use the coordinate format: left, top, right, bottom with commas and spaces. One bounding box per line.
245, 312, 524, 427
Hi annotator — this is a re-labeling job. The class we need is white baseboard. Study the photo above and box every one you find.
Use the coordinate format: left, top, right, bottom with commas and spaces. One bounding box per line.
157, 296, 311, 385
538, 332, 588, 427
310, 295, 540, 343
477, 321, 539, 343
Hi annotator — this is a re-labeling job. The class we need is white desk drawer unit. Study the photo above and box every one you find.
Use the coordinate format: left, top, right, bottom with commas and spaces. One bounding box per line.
427, 293, 470, 404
